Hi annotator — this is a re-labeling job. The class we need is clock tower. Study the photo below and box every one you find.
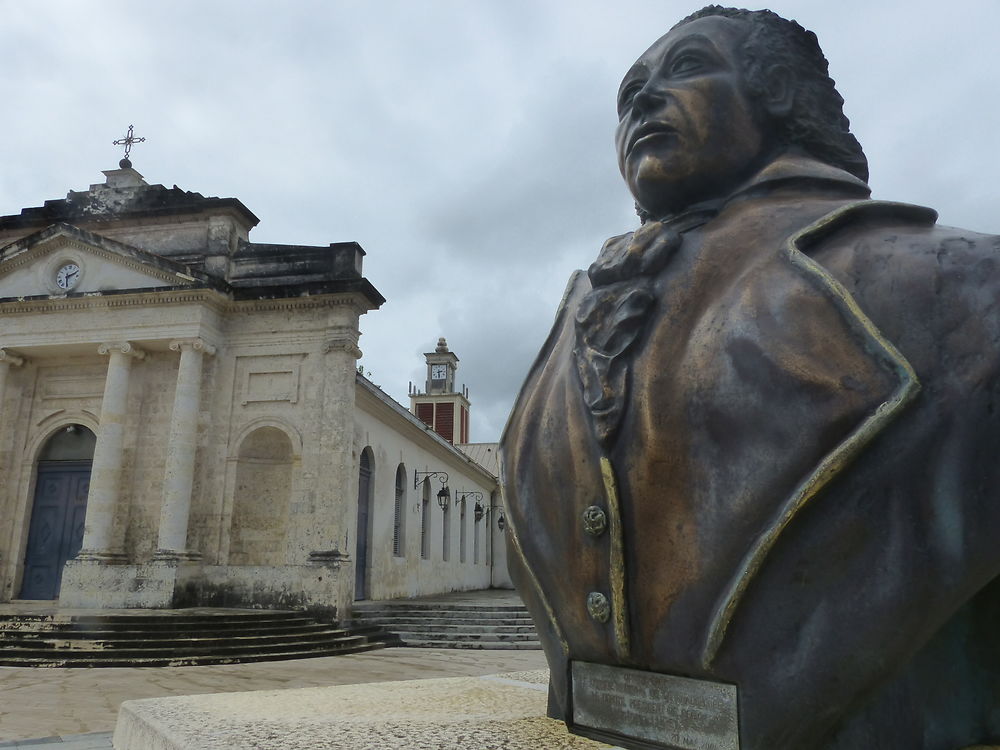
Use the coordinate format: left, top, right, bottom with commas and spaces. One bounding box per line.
410, 337, 470, 443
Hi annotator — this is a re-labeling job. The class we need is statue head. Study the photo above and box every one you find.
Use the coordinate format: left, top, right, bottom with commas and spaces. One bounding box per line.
616, 6, 867, 221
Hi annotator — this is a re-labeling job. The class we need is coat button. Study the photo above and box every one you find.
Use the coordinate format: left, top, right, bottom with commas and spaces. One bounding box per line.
587, 592, 610, 623
582, 505, 607, 537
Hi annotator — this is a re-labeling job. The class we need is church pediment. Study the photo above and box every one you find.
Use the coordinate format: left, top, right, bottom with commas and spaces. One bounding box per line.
0, 223, 208, 300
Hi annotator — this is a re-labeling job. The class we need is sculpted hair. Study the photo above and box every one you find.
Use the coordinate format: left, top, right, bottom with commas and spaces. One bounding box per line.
676, 6, 869, 182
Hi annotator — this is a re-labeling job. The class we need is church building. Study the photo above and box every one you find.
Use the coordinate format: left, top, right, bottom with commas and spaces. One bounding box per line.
0, 158, 506, 621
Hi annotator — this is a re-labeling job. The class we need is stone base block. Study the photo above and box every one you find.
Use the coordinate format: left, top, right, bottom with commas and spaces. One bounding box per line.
112, 670, 615, 750
58, 561, 345, 614
174, 565, 343, 618
59, 560, 180, 608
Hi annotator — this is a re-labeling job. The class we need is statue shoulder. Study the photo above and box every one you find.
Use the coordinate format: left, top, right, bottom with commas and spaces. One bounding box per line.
804, 201, 998, 285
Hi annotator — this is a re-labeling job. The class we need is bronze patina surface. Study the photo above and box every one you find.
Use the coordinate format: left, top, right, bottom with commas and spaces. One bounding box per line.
501, 6, 1000, 750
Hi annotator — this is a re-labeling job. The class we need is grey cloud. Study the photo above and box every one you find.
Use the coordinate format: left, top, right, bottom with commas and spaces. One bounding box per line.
1, 0, 998, 446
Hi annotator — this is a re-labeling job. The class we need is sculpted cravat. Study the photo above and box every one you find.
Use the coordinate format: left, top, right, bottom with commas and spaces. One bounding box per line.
574, 209, 714, 448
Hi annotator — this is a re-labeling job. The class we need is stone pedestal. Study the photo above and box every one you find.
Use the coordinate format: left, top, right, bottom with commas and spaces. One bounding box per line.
59, 560, 183, 609
113, 670, 614, 750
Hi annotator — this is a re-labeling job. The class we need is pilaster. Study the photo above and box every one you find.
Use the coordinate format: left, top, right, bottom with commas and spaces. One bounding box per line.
307, 323, 362, 568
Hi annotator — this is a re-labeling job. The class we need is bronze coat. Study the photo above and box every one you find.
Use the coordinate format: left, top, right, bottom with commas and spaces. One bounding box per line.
501, 155, 1000, 749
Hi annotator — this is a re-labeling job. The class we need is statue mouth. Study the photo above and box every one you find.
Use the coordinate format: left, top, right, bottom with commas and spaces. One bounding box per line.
627, 123, 676, 156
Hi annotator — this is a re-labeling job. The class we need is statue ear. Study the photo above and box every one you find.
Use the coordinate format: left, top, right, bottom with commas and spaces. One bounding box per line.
761, 64, 795, 118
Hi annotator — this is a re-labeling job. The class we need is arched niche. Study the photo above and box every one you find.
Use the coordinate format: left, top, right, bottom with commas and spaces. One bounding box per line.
228, 426, 294, 566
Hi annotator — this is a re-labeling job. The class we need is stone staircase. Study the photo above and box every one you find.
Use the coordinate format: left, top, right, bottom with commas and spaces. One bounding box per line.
350, 591, 540, 649
0, 608, 399, 667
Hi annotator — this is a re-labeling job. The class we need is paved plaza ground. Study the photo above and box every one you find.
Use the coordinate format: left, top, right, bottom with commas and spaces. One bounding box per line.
0, 647, 548, 749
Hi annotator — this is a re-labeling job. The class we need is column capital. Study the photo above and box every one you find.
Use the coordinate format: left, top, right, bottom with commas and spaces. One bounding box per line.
169, 338, 217, 356
98, 341, 146, 360
0, 349, 24, 367
323, 327, 362, 358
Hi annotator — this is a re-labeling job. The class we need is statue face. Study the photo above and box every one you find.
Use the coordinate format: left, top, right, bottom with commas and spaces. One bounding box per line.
615, 16, 768, 218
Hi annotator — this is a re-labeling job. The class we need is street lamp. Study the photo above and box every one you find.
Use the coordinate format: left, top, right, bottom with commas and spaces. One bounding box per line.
414, 469, 451, 510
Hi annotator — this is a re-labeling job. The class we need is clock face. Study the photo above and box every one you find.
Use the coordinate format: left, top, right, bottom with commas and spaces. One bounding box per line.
431, 364, 447, 380
55, 263, 81, 290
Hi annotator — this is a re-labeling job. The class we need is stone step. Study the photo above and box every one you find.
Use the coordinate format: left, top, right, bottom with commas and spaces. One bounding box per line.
0, 609, 399, 667
358, 615, 534, 627
0, 641, 387, 668
0, 629, 367, 650
0, 614, 319, 632
364, 622, 536, 633
0, 623, 340, 647
393, 630, 539, 642
353, 609, 534, 621
397, 637, 542, 650
349, 595, 540, 650
351, 602, 527, 613
0, 634, 370, 659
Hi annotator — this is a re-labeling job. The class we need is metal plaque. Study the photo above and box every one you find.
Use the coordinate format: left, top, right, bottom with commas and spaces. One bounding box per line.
571, 661, 739, 750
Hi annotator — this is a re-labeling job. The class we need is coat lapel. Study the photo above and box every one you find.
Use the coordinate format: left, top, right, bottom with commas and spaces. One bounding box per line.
700, 201, 929, 666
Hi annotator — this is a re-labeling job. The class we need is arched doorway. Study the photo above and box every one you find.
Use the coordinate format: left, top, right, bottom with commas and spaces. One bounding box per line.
20, 424, 96, 599
355, 448, 374, 600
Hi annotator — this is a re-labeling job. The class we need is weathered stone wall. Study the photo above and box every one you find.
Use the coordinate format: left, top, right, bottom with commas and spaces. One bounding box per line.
0, 290, 369, 615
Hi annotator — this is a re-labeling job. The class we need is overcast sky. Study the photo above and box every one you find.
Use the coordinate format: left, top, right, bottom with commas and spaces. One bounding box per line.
0, 0, 997, 442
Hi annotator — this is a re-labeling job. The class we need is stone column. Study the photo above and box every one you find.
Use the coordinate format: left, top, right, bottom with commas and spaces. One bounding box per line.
76, 342, 145, 562
154, 338, 215, 560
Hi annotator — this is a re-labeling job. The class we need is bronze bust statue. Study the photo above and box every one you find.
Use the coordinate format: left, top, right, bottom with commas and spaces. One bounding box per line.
501, 6, 1000, 750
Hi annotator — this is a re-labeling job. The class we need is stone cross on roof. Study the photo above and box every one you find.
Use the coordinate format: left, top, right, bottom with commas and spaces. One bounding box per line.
112, 124, 146, 168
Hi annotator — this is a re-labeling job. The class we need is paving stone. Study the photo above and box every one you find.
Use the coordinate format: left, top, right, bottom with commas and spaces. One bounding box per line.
0, 648, 546, 743
113, 671, 616, 750
0, 736, 112, 750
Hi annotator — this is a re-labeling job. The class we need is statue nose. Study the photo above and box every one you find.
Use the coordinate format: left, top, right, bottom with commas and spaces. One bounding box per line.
633, 83, 666, 114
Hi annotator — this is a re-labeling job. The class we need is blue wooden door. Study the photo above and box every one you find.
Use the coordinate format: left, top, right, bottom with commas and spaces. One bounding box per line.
354, 454, 372, 600
20, 462, 91, 600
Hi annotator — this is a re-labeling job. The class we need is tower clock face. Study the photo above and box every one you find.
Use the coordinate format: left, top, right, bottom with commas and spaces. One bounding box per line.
55, 263, 81, 290
431, 364, 447, 380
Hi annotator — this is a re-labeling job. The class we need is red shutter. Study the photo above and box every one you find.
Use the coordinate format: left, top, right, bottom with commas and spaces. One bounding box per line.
436, 402, 455, 443
416, 402, 434, 427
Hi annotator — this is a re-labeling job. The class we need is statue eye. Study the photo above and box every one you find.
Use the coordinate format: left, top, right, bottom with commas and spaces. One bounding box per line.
617, 81, 645, 117
669, 53, 704, 75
